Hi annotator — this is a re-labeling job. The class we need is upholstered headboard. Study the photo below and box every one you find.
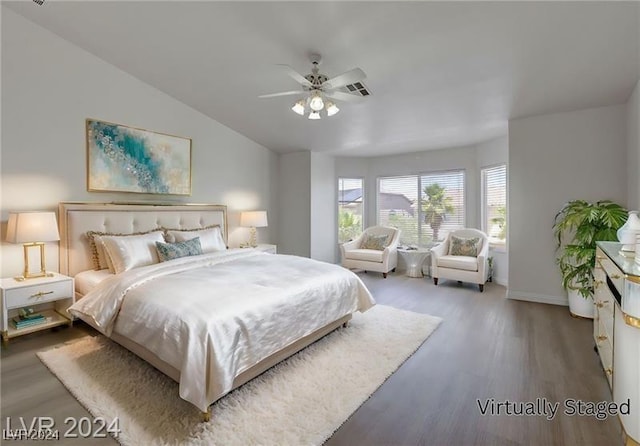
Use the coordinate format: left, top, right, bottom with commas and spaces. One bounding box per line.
59, 202, 227, 277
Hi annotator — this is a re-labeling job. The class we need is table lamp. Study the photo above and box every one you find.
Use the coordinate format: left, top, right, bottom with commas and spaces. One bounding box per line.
5, 211, 60, 281
240, 211, 268, 248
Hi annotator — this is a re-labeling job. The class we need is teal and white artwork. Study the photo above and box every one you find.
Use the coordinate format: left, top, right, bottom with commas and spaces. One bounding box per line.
87, 119, 192, 195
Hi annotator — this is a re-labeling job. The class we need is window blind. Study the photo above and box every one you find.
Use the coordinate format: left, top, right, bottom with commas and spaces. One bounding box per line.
377, 170, 465, 246
481, 164, 507, 242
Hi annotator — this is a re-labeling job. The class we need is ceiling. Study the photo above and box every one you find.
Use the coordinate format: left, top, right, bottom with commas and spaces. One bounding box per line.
5, 1, 639, 157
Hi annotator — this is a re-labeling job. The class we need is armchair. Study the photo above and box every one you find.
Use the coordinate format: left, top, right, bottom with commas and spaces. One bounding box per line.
430, 228, 489, 292
340, 226, 401, 278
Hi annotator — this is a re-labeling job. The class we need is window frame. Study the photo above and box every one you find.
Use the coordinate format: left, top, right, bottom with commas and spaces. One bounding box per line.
376, 168, 466, 247
480, 163, 507, 250
337, 176, 365, 244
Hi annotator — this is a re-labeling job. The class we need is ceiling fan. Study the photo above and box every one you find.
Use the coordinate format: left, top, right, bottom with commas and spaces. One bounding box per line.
259, 54, 369, 120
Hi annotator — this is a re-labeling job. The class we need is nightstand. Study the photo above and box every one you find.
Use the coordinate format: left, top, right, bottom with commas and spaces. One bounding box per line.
1, 273, 75, 344
256, 244, 277, 254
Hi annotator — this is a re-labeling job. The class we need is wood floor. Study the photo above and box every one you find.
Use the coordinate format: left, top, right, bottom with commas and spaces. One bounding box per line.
1, 273, 622, 445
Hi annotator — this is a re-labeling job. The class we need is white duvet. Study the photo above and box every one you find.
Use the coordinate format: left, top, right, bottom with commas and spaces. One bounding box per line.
69, 249, 375, 412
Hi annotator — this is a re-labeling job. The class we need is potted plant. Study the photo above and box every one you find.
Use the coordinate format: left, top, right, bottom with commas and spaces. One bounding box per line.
553, 200, 627, 318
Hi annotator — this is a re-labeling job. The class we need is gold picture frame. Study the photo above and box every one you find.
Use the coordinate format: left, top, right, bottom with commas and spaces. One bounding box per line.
86, 119, 192, 195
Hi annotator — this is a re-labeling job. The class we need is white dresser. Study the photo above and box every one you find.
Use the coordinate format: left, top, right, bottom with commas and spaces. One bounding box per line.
595, 242, 640, 446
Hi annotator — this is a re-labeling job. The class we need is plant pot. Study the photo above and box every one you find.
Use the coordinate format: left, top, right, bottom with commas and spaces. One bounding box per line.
567, 289, 594, 319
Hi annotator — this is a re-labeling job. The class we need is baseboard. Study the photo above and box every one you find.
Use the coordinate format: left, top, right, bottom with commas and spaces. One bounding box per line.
493, 276, 508, 287
506, 290, 568, 306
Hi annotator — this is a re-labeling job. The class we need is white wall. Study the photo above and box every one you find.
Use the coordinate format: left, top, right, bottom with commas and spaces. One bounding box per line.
310, 153, 336, 263
508, 104, 628, 306
1, 8, 278, 277
628, 80, 640, 210
277, 152, 311, 257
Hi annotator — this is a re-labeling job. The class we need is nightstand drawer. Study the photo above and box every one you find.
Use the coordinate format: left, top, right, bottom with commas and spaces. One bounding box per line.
4, 280, 73, 309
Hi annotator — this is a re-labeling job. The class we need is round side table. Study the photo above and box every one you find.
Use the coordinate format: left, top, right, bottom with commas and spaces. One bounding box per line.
398, 248, 431, 278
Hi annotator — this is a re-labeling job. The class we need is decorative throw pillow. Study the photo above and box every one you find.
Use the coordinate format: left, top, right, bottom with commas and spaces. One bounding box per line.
86, 228, 162, 270
155, 237, 203, 262
360, 234, 390, 251
449, 235, 481, 257
101, 231, 165, 274
164, 226, 226, 253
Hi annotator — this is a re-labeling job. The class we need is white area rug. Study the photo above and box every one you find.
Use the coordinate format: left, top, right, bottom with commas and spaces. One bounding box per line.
38, 305, 441, 446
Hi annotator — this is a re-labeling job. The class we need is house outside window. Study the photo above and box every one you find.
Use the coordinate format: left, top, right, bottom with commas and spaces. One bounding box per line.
338, 178, 364, 243
481, 164, 507, 246
377, 170, 465, 247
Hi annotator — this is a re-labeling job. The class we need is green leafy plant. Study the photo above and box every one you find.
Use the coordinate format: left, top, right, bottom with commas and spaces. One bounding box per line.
338, 209, 362, 243
490, 206, 507, 240
553, 200, 627, 298
422, 183, 454, 242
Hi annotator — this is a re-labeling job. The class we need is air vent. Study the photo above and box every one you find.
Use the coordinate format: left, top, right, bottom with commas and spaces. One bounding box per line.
343, 81, 371, 96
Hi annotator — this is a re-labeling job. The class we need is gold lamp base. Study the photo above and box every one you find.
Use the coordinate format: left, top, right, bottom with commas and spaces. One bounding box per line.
14, 242, 53, 281
240, 227, 258, 248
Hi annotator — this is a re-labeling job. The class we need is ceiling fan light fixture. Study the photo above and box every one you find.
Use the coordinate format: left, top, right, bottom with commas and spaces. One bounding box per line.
309, 92, 324, 112
291, 100, 305, 116
308, 111, 321, 120
326, 102, 340, 117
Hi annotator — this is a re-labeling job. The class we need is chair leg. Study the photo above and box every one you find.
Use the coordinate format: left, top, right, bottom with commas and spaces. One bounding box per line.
479, 284, 484, 292
383, 272, 387, 278
433, 278, 438, 285
392, 268, 396, 272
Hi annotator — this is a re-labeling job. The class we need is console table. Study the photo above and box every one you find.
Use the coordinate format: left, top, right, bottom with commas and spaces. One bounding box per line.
595, 242, 640, 446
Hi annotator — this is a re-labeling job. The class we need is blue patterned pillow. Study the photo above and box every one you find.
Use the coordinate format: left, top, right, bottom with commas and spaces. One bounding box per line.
155, 237, 203, 262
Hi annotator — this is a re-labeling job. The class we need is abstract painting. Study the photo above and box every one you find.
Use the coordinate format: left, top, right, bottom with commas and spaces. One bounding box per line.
86, 119, 192, 195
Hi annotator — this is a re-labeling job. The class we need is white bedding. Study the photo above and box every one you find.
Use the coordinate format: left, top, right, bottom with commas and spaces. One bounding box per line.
74, 269, 113, 296
69, 249, 375, 412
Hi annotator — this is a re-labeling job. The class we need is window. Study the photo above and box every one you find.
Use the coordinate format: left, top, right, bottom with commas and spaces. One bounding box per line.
481, 164, 507, 245
338, 178, 364, 243
377, 170, 465, 246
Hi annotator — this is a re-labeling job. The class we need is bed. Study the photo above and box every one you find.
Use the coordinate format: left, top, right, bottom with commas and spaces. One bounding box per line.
58, 202, 375, 420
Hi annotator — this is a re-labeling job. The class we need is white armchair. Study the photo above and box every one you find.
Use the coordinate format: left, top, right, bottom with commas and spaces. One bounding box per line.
430, 228, 489, 292
340, 226, 401, 278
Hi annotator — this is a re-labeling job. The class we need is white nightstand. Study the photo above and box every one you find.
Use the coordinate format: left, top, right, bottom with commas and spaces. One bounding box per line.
256, 244, 277, 254
1, 273, 75, 344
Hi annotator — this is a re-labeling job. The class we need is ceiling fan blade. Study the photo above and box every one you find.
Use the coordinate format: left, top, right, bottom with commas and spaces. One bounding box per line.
277, 64, 312, 87
323, 68, 366, 90
258, 90, 302, 98
325, 90, 364, 103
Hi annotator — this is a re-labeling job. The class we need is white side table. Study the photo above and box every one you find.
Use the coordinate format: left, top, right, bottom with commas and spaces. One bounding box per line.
255, 244, 277, 254
1, 273, 75, 344
398, 248, 431, 278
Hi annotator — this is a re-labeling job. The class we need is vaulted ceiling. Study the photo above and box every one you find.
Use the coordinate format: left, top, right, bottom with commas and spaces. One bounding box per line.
5, 1, 639, 156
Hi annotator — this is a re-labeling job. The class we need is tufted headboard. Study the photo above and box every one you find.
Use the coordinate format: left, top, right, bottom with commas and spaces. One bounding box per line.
59, 202, 227, 277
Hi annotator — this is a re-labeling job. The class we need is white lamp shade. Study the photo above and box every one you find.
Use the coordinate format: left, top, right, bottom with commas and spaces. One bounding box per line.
6, 212, 60, 243
291, 101, 305, 116
326, 102, 340, 116
240, 211, 268, 228
308, 111, 321, 120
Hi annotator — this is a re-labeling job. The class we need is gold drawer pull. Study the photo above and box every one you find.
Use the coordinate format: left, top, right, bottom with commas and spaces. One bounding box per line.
594, 280, 603, 288
597, 335, 608, 341
596, 301, 607, 308
30, 290, 54, 298
611, 274, 621, 279
605, 368, 613, 375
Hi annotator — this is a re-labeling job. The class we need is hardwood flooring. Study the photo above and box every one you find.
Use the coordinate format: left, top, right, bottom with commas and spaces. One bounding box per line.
1, 273, 622, 445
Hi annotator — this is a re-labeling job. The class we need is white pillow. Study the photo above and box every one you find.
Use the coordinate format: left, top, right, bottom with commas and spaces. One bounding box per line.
165, 226, 226, 253
101, 231, 165, 274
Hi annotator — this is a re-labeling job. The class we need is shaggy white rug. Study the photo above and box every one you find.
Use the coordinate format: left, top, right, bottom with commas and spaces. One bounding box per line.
38, 305, 441, 446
